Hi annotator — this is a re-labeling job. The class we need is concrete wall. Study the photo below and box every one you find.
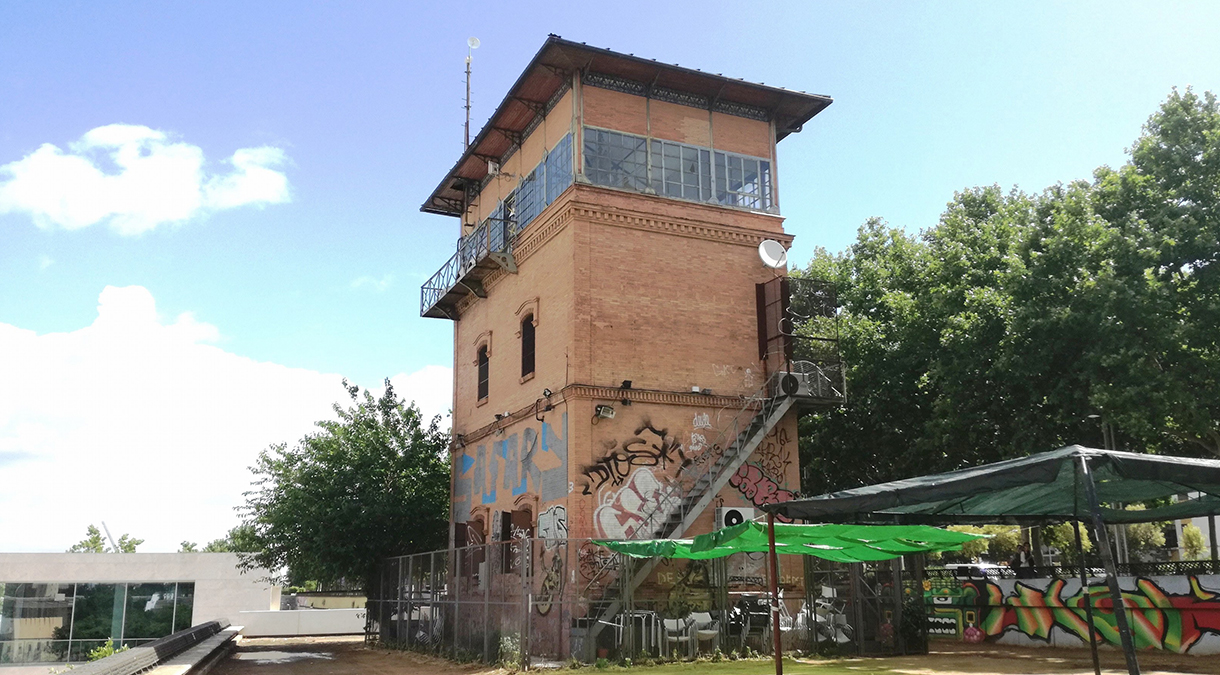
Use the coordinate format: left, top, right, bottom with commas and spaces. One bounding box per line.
237, 608, 364, 637
0, 552, 278, 625
927, 573, 1220, 654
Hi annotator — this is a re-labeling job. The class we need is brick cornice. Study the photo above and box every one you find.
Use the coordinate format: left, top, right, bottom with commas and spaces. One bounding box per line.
570, 201, 794, 249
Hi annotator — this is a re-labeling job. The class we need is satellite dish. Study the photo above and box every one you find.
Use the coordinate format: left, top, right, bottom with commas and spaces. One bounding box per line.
758, 239, 788, 269
467, 37, 481, 50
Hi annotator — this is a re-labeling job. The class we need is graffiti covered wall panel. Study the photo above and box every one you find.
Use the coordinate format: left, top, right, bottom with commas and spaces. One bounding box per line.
453, 413, 569, 525
927, 575, 1220, 654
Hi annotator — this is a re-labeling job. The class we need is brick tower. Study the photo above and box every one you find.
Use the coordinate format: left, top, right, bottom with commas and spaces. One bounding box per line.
418, 36, 839, 657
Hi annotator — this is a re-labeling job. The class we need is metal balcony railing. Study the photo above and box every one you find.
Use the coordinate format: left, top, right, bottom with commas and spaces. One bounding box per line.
420, 217, 518, 319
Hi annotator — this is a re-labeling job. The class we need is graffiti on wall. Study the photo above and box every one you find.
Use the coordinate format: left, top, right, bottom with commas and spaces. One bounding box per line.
729, 463, 795, 521
537, 504, 568, 542
534, 550, 565, 616
593, 467, 681, 540
756, 426, 792, 483
579, 423, 687, 496
711, 363, 759, 389
578, 540, 620, 586
930, 575, 1220, 653
452, 414, 568, 523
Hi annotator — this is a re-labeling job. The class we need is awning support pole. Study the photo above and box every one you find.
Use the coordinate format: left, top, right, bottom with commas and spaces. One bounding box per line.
767, 512, 783, 675
1073, 518, 1101, 675
1079, 455, 1140, 675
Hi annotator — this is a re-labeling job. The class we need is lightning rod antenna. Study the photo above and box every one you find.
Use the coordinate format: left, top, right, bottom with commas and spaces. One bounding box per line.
100, 521, 119, 552
465, 37, 480, 150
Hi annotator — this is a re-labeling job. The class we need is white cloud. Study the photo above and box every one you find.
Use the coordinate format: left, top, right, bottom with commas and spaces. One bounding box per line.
0, 286, 451, 552
350, 274, 394, 292
0, 124, 290, 235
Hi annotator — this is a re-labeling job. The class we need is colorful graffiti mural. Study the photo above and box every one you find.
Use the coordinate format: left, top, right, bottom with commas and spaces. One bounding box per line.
593, 467, 681, 539
452, 414, 568, 523
928, 575, 1220, 653
728, 463, 795, 521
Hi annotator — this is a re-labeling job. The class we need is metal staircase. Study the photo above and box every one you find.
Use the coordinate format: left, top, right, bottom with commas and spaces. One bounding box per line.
581, 378, 799, 659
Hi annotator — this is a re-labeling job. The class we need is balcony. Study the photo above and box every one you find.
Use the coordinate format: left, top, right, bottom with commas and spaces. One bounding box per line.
421, 217, 518, 319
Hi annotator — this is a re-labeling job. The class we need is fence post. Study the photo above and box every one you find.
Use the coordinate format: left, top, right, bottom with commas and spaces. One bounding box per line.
406, 555, 414, 651
484, 542, 492, 663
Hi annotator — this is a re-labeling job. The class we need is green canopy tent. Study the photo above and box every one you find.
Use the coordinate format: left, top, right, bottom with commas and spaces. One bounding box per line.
598, 522, 986, 674
598, 521, 984, 561
764, 446, 1220, 675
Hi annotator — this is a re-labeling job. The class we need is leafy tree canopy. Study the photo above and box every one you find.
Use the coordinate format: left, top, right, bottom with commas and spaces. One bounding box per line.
202, 524, 257, 552
67, 524, 142, 553
798, 88, 1220, 494
236, 379, 450, 588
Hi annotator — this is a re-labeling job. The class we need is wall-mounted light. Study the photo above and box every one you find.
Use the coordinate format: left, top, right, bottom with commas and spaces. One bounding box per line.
591, 404, 615, 425
621, 380, 632, 389
543, 388, 553, 397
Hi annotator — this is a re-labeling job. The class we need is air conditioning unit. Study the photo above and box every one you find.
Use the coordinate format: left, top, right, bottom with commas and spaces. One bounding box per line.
715, 507, 755, 530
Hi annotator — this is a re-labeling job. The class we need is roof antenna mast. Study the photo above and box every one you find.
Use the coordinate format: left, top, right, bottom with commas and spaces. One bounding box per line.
464, 37, 480, 150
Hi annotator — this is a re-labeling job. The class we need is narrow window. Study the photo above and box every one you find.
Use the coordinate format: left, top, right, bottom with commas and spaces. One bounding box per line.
477, 345, 489, 401
521, 314, 535, 377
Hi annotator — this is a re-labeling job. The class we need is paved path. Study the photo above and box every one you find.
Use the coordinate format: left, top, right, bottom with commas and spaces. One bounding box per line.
211, 636, 1220, 675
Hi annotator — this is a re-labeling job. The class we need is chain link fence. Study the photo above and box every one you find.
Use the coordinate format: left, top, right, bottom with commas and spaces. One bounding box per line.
365, 538, 919, 667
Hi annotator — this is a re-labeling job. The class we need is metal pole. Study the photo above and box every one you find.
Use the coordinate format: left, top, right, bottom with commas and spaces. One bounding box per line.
1073, 520, 1101, 675
1209, 515, 1219, 573
767, 512, 783, 675
1079, 455, 1140, 675
464, 54, 472, 150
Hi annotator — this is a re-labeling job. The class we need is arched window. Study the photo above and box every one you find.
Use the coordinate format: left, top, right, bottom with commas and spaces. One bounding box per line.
477, 345, 489, 401
521, 314, 535, 378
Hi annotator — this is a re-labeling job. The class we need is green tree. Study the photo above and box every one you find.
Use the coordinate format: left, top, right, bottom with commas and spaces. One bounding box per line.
237, 379, 450, 589
179, 541, 198, 552
68, 525, 142, 553
944, 525, 1020, 563
1182, 523, 1207, 559
1040, 522, 1093, 564
202, 525, 257, 552
798, 89, 1220, 495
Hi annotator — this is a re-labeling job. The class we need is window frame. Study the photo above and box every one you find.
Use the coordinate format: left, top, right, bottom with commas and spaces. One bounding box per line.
520, 313, 536, 379
582, 125, 774, 213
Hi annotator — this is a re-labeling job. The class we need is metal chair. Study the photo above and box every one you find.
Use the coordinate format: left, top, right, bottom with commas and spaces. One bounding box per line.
690, 612, 720, 654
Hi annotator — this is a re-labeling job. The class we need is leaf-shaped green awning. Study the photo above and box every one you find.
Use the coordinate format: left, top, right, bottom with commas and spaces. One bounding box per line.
596, 522, 984, 561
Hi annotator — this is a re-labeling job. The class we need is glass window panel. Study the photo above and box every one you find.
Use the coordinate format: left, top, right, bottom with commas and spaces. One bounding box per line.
122, 584, 176, 640
1, 583, 74, 643
0, 640, 71, 664
681, 146, 697, 163
172, 583, 195, 632
545, 134, 573, 204
70, 584, 123, 641
69, 640, 109, 663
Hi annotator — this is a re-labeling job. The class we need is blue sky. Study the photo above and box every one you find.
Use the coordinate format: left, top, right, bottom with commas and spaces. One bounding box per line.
2, 1, 1219, 551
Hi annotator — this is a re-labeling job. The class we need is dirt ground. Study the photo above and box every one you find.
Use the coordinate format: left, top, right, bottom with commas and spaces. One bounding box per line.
210, 636, 1220, 675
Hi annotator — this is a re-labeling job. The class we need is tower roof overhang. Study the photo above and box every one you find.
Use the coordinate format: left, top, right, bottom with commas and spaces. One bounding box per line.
421, 35, 833, 217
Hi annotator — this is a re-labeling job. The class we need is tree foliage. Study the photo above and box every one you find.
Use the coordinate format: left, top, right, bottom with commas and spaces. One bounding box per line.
202, 525, 257, 552
798, 89, 1220, 494
1041, 522, 1093, 564
67, 524, 142, 553
1182, 523, 1206, 559
237, 380, 450, 588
